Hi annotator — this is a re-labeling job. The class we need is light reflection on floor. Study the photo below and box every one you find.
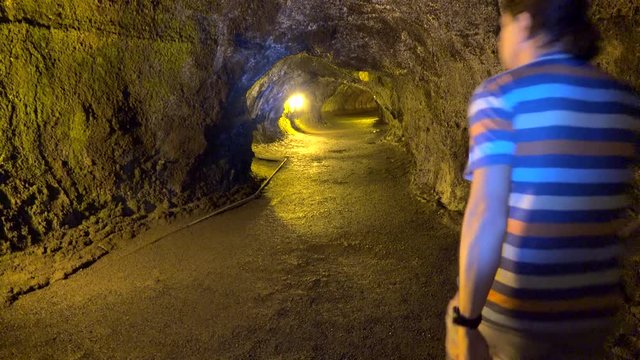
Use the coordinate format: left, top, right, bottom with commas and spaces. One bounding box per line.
251, 113, 386, 230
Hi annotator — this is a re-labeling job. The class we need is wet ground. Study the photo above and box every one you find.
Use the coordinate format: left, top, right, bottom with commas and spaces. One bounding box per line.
0, 115, 460, 359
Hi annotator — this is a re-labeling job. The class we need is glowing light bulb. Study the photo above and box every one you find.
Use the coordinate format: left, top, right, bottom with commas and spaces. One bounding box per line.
287, 94, 306, 112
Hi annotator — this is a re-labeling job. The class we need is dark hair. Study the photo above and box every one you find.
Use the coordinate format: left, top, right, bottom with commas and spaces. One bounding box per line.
499, 0, 601, 60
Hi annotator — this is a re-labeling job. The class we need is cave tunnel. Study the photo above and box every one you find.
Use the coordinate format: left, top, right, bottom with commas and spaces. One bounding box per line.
1, 0, 640, 358
245, 54, 392, 145
321, 83, 382, 117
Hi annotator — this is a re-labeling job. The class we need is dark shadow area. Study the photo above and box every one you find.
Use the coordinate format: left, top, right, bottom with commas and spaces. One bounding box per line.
321, 83, 382, 118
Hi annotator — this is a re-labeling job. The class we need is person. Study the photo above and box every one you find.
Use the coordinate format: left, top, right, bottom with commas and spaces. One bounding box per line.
445, 0, 640, 359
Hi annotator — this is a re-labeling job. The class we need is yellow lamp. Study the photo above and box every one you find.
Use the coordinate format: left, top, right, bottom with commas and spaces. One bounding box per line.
286, 94, 306, 112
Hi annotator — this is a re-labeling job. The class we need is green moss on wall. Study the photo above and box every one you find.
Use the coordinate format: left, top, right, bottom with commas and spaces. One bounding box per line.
0, 0, 229, 256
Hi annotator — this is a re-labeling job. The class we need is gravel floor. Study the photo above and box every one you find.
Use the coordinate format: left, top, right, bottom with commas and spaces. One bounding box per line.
0, 115, 460, 359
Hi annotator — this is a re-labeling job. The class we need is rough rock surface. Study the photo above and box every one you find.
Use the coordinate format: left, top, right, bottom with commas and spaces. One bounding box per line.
321, 84, 379, 115
0, 0, 257, 303
0, 0, 639, 355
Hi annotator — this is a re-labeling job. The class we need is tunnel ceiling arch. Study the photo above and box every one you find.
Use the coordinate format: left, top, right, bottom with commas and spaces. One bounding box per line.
227, 0, 506, 210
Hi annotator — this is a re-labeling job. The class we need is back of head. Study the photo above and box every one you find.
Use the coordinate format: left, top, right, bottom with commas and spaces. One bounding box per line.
499, 0, 601, 61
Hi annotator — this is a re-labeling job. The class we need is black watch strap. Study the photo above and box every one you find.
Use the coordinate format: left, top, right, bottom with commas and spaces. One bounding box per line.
452, 306, 482, 329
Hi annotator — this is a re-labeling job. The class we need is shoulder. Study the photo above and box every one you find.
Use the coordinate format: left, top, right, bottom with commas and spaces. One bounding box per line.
473, 60, 556, 97
475, 59, 640, 106
473, 71, 516, 99
469, 70, 520, 115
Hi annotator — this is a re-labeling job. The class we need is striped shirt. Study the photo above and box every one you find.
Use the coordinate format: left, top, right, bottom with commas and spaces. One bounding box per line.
464, 52, 640, 333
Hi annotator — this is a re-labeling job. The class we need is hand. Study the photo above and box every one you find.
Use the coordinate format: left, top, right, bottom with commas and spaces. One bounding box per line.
445, 294, 491, 360
445, 295, 460, 359
455, 327, 491, 360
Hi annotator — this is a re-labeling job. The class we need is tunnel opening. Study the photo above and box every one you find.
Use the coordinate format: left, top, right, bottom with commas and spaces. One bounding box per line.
245, 54, 394, 146
320, 83, 384, 130
243, 53, 397, 190
321, 83, 381, 117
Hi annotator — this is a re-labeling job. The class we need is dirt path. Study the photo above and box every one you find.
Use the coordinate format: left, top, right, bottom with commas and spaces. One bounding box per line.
0, 115, 460, 359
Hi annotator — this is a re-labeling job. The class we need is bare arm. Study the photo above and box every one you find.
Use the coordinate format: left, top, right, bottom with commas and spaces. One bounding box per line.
458, 165, 511, 319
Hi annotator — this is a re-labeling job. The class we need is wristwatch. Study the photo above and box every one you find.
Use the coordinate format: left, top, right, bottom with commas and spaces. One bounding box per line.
451, 306, 482, 329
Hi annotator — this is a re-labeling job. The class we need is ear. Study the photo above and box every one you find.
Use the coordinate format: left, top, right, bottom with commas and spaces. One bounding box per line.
514, 11, 534, 40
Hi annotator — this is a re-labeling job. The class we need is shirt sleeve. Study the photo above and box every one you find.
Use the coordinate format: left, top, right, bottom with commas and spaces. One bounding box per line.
463, 85, 515, 182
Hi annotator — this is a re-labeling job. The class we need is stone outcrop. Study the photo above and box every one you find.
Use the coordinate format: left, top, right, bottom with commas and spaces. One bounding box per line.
0, 0, 256, 302
0, 1, 233, 256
